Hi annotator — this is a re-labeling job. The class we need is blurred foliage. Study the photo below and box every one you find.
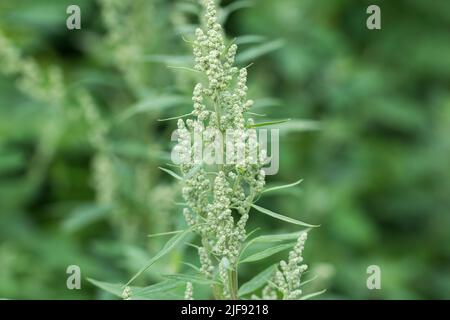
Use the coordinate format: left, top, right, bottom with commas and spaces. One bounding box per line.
0, 0, 449, 299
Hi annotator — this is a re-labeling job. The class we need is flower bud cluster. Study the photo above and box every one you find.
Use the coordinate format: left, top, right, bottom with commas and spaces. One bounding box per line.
176, 0, 267, 297
261, 233, 309, 300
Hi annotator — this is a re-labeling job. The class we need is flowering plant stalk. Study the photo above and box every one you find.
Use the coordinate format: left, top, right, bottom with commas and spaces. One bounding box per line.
117, 0, 323, 300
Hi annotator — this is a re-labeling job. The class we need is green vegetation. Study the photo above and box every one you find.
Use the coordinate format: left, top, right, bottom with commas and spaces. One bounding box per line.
0, 0, 449, 299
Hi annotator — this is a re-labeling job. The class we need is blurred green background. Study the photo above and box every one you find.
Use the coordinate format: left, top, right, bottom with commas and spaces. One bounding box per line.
0, 0, 449, 299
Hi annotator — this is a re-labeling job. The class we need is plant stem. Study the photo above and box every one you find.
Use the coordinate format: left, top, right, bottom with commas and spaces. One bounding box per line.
229, 267, 238, 300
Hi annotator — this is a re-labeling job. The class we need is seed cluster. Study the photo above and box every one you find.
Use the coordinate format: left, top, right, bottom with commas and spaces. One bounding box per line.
177, 0, 266, 295
184, 282, 194, 300
261, 232, 309, 300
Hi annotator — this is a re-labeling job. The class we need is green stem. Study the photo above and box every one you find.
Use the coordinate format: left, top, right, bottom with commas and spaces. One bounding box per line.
229, 267, 238, 300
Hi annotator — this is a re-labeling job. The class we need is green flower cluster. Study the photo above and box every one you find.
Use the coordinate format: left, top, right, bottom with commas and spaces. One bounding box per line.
177, 0, 267, 298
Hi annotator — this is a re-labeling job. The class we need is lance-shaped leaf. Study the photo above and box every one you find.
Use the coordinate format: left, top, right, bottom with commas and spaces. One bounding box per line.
239, 242, 295, 263
236, 39, 285, 64
300, 289, 327, 300
262, 179, 304, 194
162, 274, 219, 285
87, 278, 123, 297
238, 264, 277, 297
157, 112, 192, 122
251, 204, 319, 228
125, 229, 191, 286
278, 119, 321, 133
248, 118, 291, 128
235, 35, 266, 45
147, 230, 184, 238
118, 95, 189, 122
159, 167, 182, 180
250, 230, 308, 243
87, 278, 183, 300
131, 281, 185, 299
139, 54, 192, 65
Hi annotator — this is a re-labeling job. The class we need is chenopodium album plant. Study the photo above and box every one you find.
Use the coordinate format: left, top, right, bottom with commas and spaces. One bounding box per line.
121, 0, 323, 300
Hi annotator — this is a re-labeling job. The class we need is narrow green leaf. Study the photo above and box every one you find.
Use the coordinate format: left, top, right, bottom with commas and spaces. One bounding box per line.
251, 204, 319, 228
244, 227, 261, 241
300, 289, 326, 300
238, 264, 277, 296
236, 39, 285, 64
246, 111, 266, 117
240, 243, 295, 263
262, 179, 303, 194
118, 95, 189, 122
248, 119, 291, 128
240, 231, 308, 258
278, 120, 321, 133
139, 55, 192, 65
300, 275, 318, 287
181, 262, 201, 273
62, 204, 111, 233
125, 229, 191, 286
162, 274, 219, 285
132, 280, 185, 298
87, 278, 123, 297
250, 231, 307, 243
159, 167, 182, 180
157, 112, 192, 122
88, 278, 183, 300
252, 97, 282, 109
147, 230, 183, 238
235, 35, 266, 45
174, 202, 188, 206
167, 65, 201, 73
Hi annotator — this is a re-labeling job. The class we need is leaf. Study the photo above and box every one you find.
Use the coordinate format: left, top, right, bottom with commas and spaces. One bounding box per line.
125, 229, 191, 286
246, 111, 266, 117
251, 204, 319, 228
262, 179, 303, 194
235, 35, 266, 46
300, 289, 327, 300
139, 55, 192, 65
87, 278, 123, 297
162, 274, 218, 285
240, 243, 295, 263
181, 261, 201, 273
157, 112, 192, 122
236, 39, 285, 64
252, 98, 282, 110
248, 119, 291, 128
132, 281, 185, 298
88, 278, 184, 300
118, 95, 189, 122
159, 167, 182, 180
278, 120, 321, 133
244, 227, 261, 241
62, 204, 111, 233
250, 231, 307, 243
238, 264, 277, 296
300, 275, 318, 287
240, 231, 308, 258
147, 230, 184, 238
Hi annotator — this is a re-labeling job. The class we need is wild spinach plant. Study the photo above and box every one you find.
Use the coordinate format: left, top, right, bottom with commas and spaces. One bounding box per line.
118, 0, 323, 300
